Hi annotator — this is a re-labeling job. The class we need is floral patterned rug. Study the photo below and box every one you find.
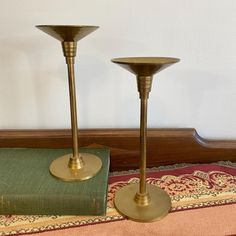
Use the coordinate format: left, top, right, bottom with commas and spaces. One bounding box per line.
1, 162, 236, 236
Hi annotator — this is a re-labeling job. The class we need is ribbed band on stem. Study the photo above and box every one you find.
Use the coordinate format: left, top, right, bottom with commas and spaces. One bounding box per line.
137, 76, 153, 99
62, 42, 77, 64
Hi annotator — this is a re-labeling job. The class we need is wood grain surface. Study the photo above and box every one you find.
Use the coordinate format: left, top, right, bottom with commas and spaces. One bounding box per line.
0, 128, 236, 171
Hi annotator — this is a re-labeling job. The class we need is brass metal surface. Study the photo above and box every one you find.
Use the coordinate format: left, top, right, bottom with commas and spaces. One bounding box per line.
37, 25, 101, 181
112, 57, 179, 221
111, 57, 179, 76
50, 153, 102, 181
114, 183, 171, 222
36, 25, 99, 42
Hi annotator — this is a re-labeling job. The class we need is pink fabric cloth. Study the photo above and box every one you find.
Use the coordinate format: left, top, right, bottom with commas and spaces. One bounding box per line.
32, 204, 236, 236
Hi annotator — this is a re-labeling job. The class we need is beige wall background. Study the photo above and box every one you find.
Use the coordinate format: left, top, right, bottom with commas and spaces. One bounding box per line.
0, 0, 235, 139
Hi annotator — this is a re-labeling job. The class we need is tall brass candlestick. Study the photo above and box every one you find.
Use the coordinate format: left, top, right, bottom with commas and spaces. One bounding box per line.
111, 57, 180, 222
37, 25, 102, 181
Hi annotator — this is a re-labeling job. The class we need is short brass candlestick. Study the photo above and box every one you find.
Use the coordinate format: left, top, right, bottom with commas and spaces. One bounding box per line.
111, 57, 180, 222
37, 25, 102, 181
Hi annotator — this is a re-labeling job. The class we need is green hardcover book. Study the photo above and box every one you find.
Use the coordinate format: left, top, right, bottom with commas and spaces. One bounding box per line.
0, 148, 110, 215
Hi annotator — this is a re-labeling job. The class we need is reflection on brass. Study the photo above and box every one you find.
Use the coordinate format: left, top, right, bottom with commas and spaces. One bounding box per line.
37, 25, 102, 181
49, 153, 102, 181
111, 57, 180, 222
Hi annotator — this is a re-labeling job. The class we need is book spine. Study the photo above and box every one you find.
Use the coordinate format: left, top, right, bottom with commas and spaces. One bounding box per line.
0, 194, 106, 215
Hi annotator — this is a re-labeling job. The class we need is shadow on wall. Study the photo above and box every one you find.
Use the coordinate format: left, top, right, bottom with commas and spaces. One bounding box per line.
149, 68, 236, 138
0, 37, 235, 138
0, 37, 67, 128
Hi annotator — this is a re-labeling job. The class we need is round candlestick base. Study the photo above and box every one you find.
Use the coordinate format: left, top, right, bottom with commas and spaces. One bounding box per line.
49, 153, 102, 181
114, 183, 171, 222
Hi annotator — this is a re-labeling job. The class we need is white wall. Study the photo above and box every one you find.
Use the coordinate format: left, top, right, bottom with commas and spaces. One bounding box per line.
0, 0, 235, 139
